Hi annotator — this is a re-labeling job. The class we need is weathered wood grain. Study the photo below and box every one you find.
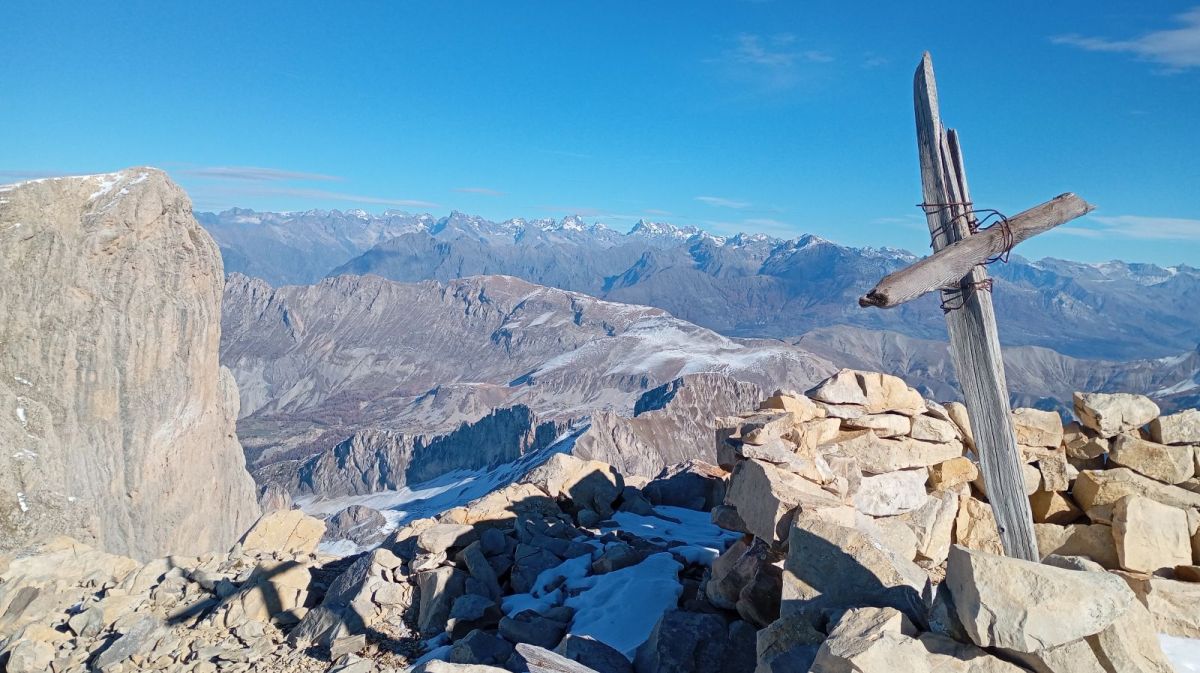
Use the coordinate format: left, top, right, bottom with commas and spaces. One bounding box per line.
859, 192, 1093, 308
911, 52, 1040, 561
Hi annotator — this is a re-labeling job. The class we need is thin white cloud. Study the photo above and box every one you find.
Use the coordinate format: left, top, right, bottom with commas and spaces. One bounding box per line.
454, 187, 505, 197
711, 33, 833, 91
1052, 7, 1200, 72
1056, 214, 1200, 241
696, 195, 751, 209
209, 185, 438, 209
723, 33, 831, 67
180, 166, 344, 182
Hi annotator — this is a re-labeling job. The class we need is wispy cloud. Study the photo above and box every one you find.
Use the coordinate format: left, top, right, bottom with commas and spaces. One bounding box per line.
1057, 214, 1200, 240
179, 166, 344, 182
1052, 7, 1200, 72
209, 185, 438, 209
710, 33, 833, 91
643, 208, 674, 217
862, 53, 889, 69
454, 187, 505, 197
696, 195, 751, 209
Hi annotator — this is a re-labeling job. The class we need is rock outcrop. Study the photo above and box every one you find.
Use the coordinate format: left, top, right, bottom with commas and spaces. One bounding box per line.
0, 169, 259, 560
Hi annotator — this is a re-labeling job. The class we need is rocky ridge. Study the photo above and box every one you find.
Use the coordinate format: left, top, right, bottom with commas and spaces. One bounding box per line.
6, 368, 1199, 672
202, 207, 1200, 362
0, 169, 260, 560
221, 272, 832, 494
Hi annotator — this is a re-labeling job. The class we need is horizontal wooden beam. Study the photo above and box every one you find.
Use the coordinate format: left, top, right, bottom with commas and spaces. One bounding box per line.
859, 192, 1094, 309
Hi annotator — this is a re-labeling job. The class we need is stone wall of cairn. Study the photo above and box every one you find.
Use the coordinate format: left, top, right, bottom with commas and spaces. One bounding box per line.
714, 368, 1197, 671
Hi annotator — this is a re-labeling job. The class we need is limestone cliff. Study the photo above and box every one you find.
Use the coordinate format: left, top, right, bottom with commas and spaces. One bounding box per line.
0, 168, 260, 560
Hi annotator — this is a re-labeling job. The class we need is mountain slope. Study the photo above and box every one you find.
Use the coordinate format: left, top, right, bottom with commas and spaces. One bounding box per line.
221, 273, 834, 474
202, 208, 1200, 361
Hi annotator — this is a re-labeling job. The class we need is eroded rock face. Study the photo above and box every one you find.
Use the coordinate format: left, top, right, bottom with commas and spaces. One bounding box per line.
0, 169, 259, 560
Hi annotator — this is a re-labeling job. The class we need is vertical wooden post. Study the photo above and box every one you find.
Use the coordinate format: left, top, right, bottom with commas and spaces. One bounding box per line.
913, 52, 1039, 561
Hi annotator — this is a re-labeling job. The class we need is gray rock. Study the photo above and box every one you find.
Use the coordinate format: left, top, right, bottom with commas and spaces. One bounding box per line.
448, 594, 502, 640
417, 566, 468, 636
591, 542, 642, 575
498, 610, 567, 649
643, 460, 728, 511
92, 613, 163, 670
633, 609, 728, 673
323, 505, 388, 547
449, 629, 515, 667
510, 544, 564, 594
554, 635, 634, 673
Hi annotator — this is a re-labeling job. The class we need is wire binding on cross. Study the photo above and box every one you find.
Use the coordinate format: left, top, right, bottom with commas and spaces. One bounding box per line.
938, 277, 994, 313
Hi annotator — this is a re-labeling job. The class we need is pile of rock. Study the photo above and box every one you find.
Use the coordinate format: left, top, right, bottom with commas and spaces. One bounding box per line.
0, 452, 748, 673
713, 368, 1195, 671
3, 367, 1197, 673
0, 509, 402, 673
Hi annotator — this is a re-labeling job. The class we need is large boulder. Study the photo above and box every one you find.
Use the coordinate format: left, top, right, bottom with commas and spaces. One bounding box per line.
1034, 523, 1119, 569
1073, 392, 1160, 438
810, 607, 1026, 673
1112, 495, 1192, 574
807, 370, 926, 415
1108, 435, 1195, 484
632, 610, 731, 673
944, 545, 1135, 652
1005, 598, 1175, 673
1073, 468, 1200, 511
522, 453, 624, 518
724, 458, 843, 544
822, 430, 962, 475
322, 505, 387, 547
642, 460, 727, 511
853, 469, 928, 516
1150, 409, 1200, 445
239, 509, 326, 556
781, 514, 929, 623
0, 169, 260, 559
1012, 408, 1064, 448
1118, 572, 1200, 638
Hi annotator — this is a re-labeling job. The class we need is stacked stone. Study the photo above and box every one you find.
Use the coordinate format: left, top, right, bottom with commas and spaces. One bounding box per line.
712, 368, 1188, 672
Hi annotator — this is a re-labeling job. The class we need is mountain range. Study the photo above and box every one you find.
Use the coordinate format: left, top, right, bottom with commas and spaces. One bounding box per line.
202, 207, 1200, 362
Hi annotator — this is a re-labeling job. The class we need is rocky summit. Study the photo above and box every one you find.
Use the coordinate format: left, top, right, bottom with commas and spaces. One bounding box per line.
4, 363, 1200, 672
0, 169, 260, 560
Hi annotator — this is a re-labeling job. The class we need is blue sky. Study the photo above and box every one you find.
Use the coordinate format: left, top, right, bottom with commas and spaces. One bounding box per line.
2, 1, 1198, 266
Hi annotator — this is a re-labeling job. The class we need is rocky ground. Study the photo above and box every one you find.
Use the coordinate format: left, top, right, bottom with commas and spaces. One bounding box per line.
3, 368, 1200, 672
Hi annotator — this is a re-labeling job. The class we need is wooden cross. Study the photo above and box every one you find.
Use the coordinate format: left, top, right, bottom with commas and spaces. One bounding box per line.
859, 53, 1094, 561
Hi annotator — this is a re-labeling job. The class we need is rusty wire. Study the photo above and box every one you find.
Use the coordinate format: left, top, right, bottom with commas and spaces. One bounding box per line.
915, 200, 1013, 312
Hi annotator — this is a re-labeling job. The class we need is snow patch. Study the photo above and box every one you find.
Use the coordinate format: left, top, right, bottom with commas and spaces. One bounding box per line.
88, 174, 123, 200
15, 407, 27, 428
564, 552, 684, 660
603, 506, 739, 566
1160, 634, 1200, 672
13, 375, 32, 386
16, 492, 28, 513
